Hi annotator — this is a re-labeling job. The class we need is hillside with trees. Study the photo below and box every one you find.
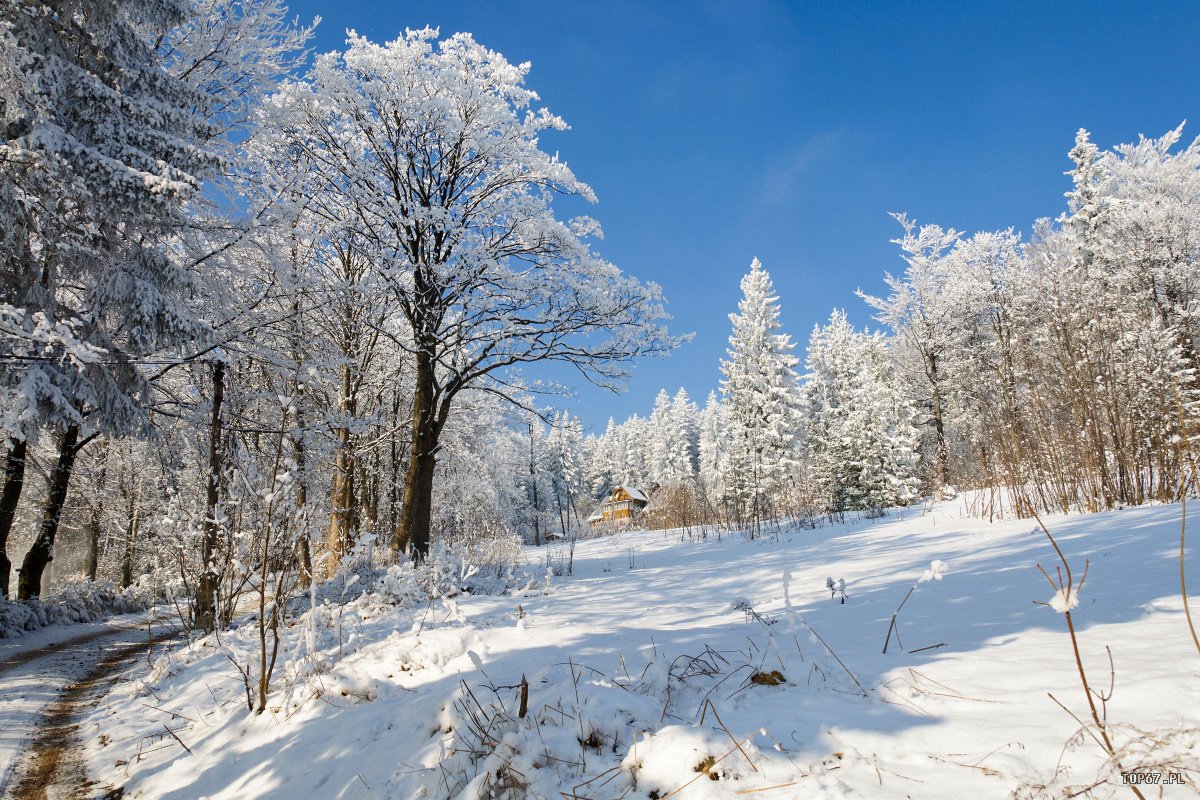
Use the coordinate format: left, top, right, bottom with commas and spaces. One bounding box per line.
1, 3, 1198, 799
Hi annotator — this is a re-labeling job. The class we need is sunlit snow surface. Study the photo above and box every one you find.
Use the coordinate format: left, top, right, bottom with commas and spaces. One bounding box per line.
78, 498, 1200, 798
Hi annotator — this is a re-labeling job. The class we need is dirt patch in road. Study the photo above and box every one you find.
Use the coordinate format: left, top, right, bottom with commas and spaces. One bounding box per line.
6, 628, 178, 800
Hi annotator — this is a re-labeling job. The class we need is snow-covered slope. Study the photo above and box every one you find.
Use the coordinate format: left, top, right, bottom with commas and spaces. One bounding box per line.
78, 500, 1200, 798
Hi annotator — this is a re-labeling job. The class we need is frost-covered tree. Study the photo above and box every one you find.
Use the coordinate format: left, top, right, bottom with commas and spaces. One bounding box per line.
646, 388, 695, 484
1, 0, 223, 598
586, 418, 618, 500
697, 391, 729, 507
720, 259, 801, 521
803, 310, 920, 513
545, 411, 586, 535
858, 215, 962, 489
265, 29, 675, 558
671, 388, 700, 480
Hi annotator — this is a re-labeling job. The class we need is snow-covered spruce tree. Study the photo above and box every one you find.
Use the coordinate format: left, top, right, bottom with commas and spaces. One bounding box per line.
671, 388, 700, 480
697, 390, 730, 509
586, 418, 619, 501
803, 310, 921, 514
647, 387, 696, 485
647, 389, 673, 482
430, 393, 528, 565
1, 0, 224, 598
720, 258, 802, 525
625, 415, 654, 487
545, 411, 587, 537
265, 30, 675, 559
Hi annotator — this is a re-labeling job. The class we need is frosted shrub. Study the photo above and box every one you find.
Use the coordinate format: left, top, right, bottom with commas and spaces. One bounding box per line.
0, 575, 167, 638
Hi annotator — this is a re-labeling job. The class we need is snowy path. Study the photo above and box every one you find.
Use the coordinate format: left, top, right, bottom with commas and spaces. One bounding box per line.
0, 613, 178, 799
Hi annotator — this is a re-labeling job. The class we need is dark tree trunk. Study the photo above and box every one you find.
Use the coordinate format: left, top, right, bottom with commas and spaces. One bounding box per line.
528, 424, 541, 547
928, 353, 950, 489
292, 411, 312, 588
195, 361, 225, 631
119, 480, 139, 589
392, 350, 440, 559
84, 440, 109, 581
388, 389, 402, 541
0, 439, 28, 597
18, 426, 80, 600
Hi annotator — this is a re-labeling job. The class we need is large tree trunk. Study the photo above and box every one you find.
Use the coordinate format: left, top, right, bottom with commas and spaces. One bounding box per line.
325, 426, 355, 577
392, 351, 439, 559
325, 363, 358, 577
195, 361, 225, 631
0, 439, 28, 597
18, 426, 80, 600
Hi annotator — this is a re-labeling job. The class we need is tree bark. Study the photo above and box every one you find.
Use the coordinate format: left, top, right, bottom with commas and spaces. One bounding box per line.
18, 426, 81, 600
84, 440, 109, 581
388, 388, 403, 542
927, 353, 950, 489
392, 350, 439, 559
119, 476, 140, 589
195, 361, 225, 631
0, 439, 28, 598
325, 361, 358, 577
292, 412, 312, 588
528, 423, 541, 547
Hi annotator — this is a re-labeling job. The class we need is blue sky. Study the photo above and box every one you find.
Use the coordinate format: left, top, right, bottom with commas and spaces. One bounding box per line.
286, 0, 1200, 431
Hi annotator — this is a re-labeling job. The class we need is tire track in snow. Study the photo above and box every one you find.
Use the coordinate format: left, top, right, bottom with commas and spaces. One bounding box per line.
1, 620, 178, 800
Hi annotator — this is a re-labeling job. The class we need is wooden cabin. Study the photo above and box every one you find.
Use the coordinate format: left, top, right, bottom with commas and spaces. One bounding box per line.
587, 486, 651, 527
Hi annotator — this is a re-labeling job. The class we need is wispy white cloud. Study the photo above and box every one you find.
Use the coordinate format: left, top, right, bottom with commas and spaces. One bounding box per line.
761, 127, 862, 206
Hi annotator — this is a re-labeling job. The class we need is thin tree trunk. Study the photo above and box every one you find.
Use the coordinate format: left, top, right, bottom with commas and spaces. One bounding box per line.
287, 272, 313, 587
0, 439, 28, 598
388, 388, 401, 541
292, 413, 312, 588
528, 423, 541, 546
18, 426, 81, 600
392, 350, 439, 559
84, 440, 109, 581
195, 361, 225, 631
119, 476, 140, 589
928, 353, 950, 489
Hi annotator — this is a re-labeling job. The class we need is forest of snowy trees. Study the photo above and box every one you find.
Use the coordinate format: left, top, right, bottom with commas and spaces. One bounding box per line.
0, 0, 675, 613
541, 125, 1200, 534
4, 0, 1200, 622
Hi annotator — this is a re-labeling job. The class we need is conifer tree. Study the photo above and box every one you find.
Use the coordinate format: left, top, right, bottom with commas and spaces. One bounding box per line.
1, 0, 219, 597
803, 311, 920, 514
698, 391, 729, 507
720, 259, 801, 521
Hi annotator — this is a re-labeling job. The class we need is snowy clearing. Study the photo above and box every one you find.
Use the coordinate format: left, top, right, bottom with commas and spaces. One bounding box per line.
64, 499, 1200, 799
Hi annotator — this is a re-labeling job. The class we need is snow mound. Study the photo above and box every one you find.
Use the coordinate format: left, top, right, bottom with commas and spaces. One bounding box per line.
0, 576, 158, 638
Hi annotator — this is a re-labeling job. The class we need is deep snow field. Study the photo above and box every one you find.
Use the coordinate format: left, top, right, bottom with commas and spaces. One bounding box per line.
76, 499, 1199, 799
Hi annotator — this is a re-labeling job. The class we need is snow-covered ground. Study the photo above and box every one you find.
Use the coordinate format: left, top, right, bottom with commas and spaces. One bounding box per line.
0, 610, 172, 794
71, 499, 1200, 798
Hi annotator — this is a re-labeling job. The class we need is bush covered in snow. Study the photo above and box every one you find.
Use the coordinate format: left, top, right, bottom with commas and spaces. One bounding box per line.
0, 574, 166, 638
